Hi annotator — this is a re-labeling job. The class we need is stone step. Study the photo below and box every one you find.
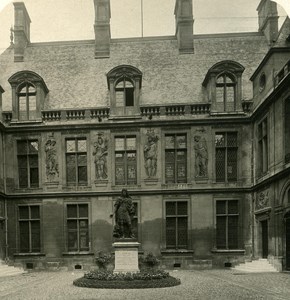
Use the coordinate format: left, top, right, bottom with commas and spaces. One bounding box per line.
232, 259, 278, 273
0, 260, 27, 277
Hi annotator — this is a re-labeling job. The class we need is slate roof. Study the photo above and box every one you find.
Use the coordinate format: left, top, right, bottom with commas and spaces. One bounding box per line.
0, 33, 269, 111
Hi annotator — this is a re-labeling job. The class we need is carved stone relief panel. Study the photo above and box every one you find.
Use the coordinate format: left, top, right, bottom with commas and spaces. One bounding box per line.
93, 132, 108, 181
45, 133, 59, 182
144, 129, 159, 178
256, 190, 270, 210
193, 128, 208, 178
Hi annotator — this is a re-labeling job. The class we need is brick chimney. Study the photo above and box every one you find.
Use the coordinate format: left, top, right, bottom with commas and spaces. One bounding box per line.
94, 0, 111, 58
0, 86, 4, 122
257, 0, 279, 45
174, 0, 194, 54
13, 2, 31, 62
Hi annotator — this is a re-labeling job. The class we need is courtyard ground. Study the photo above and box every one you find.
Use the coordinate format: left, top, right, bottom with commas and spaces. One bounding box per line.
0, 269, 289, 300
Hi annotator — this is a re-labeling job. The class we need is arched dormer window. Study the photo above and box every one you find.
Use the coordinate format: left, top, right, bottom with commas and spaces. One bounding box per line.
203, 61, 245, 113
8, 71, 49, 122
107, 65, 142, 117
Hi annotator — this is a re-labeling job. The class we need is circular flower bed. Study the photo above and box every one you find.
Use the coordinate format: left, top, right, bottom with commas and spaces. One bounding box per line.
73, 270, 181, 289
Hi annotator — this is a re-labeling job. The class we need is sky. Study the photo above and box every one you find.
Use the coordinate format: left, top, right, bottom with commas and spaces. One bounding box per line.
0, 0, 288, 54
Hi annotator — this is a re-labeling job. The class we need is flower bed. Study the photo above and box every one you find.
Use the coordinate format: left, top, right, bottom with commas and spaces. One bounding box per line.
73, 270, 181, 289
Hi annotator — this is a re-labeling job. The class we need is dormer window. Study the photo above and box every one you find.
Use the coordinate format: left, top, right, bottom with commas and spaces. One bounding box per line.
107, 65, 142, 117
8, 70, 49, 122
203, 61, 245, 113
18, 83, 37, 121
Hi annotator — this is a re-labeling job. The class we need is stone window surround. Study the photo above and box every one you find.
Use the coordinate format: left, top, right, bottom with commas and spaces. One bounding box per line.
202, 60, 245, 113
8, 70, 49, 123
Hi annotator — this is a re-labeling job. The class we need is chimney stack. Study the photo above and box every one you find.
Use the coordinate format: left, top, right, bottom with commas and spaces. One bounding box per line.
13, 2, 31, 62
175, 0, 194, 54
257, 0, 279, 46
94, 0, 111, 58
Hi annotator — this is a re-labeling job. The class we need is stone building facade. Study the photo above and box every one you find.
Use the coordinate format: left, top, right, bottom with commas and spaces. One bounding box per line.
0, 0, 289, 271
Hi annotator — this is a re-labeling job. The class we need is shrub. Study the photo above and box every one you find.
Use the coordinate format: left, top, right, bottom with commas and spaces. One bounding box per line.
95, 251, 112, 269
140, 252, 160, 269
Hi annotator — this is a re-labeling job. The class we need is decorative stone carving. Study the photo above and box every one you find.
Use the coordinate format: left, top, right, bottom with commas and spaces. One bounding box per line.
45, 134, 59, 182
194, 134, 208, 178
256, 190, 269, 210
144, 129, 159, 178
93, 133, 108, 180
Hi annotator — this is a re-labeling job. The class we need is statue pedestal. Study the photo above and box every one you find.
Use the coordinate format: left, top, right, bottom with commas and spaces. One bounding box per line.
113, 241, 140, 273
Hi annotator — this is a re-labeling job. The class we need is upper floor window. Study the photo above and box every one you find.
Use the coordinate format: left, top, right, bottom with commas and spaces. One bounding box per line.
66, 138, 88, 185
17, 140, 39, 188
258, 118, 268, 175
115, 135, 137, 185
8, 71, 49, 122
215, 132, 238, 182
107, 65, 142, 117
165, 134, 187, 184
203, 61, 244, 113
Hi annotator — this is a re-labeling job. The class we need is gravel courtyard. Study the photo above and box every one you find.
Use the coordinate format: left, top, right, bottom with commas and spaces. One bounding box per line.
0, 269, 289, 300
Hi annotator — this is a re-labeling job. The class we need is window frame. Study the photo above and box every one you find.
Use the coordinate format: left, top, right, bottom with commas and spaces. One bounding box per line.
215, 199, 240, 250
64, 136, 89, 186
257, 117, 269, 176
17, 204, 41, 254
215, 131, 238, 183
16, 139, 40, 189
114, 134, 138, 186
64, 202, 91, 253
164, 133, 188, 184
164, 200, 189, 250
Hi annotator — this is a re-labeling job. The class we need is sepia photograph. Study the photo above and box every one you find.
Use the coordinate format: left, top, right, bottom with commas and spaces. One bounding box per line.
0, 0, 290, 299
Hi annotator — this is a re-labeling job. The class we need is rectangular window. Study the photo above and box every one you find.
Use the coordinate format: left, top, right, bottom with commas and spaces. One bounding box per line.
165, 201, 188, 249
215, 132, 237, 182
18, 205, 40, 253
165, 134, 187, 183
66, 204, 89, 252
17, 140, 39, 188
132, 202, 138, 239
258, 118, 268, 174
115, 136, 137, 185
66, 138, 87, 185
216, 200, 239, 249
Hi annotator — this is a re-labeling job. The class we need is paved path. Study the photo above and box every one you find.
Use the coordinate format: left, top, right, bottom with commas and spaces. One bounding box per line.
0, 269, 289, 300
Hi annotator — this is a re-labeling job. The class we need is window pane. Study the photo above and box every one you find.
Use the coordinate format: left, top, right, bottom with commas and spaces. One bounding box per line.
177, 202, 187, 215
216, 87, 224, 103
177, 217, 188, 248
19, 168, 28, 188
166, 218, 176, 248
80, 229, 89, 251
228, 201, 238, 214
19, 206, 29, 219
227, 86, 235, 102
68, 231, 78, 251
115, 138, 125, 151
78, 166, 87, 183
227, 148, 237, 181
29, 141, 38, 153
17, 141, 28, 154
216, 75, 225, 84
126, 137, 136, 150
19, 221, 29, 252
66, 154, 76, 166
166, 202, 176, 215
216, 216, 226, 249
227, 133, 237, 147
30, 206, 40, 219
31, 221, 40, 252
30, 168, 39, 187
67, 205, 77, 218
215, 134, 225, 147
115, 166, 125, 183
19, 96, 27, 120
127, 166, 136, 180
79, 205, 88, 218
165, 135, 175, 149
116, 91, 124, 107
18, 156, 27, 168
29, 155, 38, 167
125, 88, 134, 107
216, 149, 225, 182
228, 216, 239, 249
78, 154, 87, 166
29, 96, 37, 120
66, 140, 76, 152
177, 135, 186, 148
77, 140, 87, 152
216, 201, 226, 214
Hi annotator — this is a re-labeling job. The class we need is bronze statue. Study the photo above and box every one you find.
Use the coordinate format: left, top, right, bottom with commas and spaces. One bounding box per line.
110, 189, 135, 239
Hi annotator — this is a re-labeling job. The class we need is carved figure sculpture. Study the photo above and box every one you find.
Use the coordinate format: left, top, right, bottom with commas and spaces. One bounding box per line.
93, 133, 108, 180
144, 130, 159, 178
45, 136, 59, 181
110, 189, 135, 239
194, 135, 208, 177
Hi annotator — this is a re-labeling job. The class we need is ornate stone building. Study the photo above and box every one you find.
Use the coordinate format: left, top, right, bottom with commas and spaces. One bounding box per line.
0, 0, 289, 271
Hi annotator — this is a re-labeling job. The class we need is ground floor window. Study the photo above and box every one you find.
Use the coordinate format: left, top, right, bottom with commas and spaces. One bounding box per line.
165, 201, 188, 249
216, 200, 239, 249
18, 205, 40, 253
66, 204, 89, 251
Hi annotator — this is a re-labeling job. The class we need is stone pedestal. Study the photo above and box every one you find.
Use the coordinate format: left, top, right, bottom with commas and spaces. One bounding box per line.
113, 241, 140, 273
